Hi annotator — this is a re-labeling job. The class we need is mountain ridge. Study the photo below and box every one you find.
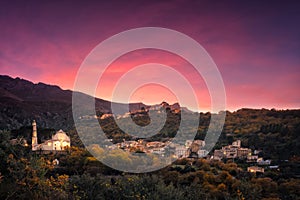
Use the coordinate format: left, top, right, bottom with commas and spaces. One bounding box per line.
0, 75, 147, 130
1, 75, 298, 131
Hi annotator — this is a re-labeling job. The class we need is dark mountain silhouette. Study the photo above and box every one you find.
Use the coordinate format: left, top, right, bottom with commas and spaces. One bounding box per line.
0, 75, 146, 130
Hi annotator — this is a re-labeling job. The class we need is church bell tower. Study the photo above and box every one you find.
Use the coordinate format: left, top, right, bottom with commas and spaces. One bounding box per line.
32, 120, 38, 151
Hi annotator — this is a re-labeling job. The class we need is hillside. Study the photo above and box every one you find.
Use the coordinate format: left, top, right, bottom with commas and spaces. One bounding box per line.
0, 75, 146, 130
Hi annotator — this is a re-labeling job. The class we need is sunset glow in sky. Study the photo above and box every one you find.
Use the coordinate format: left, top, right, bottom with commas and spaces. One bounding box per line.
0, 0, 299, 111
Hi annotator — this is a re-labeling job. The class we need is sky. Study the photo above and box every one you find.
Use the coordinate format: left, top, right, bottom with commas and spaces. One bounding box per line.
0, 0, 299, 111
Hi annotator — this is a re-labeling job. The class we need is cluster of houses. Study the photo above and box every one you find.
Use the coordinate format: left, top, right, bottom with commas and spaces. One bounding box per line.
106, 139, 208, 159
100, 102, 183, 120
213, 140, 251, 160
212, 140, 273, 173
105, 138, 276, 174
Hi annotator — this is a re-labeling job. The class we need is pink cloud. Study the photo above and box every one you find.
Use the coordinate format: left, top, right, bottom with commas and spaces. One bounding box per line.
0, 1, 299, 111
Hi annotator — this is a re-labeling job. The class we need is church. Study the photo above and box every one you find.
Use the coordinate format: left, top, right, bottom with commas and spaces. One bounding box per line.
32, 120, 71, 151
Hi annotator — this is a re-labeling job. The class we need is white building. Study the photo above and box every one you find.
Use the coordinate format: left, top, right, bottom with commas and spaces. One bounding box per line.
149, 148, 165, 155
247, 166, 264, 173
197, 149, 209, 157
247, 155, 259, 163
257, 158, 271, 165
32, 120, 71, 151
174, 145, 189, 158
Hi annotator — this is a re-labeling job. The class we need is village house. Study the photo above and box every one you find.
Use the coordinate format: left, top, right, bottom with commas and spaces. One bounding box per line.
149, 147, 165, 155
100, 113, 114, 120
237, 148, 251, 159
174, 145, 189, 158
257, 158, 272, 165
247, 155, 259, 163
117, 140, 138, 149
247, 166, 265, 173
116, 112, 131, 119
185, 140, 205, 148
213, 149, 224, 160
146, 141, 165, 148
222, 145, 238, 158
197, 149, 209, 158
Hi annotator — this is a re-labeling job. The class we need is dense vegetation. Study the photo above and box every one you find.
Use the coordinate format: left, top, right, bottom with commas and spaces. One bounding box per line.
0, 108, 300, 199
